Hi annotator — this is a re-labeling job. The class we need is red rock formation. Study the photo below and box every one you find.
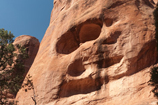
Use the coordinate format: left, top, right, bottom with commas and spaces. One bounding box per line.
13, 35, 40, 76
16, 0, 158, 105
1, 35, 39, 101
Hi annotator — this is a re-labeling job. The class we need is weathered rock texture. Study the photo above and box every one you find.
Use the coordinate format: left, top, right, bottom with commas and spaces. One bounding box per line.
13, 35, 40, 76
16, 0, 158, 105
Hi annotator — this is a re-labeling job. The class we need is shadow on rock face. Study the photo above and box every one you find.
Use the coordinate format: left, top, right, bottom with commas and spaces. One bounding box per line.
59, 77, 105, 97
56, 19, 103, 54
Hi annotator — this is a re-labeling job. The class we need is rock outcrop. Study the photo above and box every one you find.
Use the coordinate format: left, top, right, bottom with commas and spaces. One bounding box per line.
13, 35, 40, 76
16, 0, 158, 105
1, 35, 40, 102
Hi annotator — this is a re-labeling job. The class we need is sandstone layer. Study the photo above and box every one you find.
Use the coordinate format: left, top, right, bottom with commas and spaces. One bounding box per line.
16, 0, 158, 105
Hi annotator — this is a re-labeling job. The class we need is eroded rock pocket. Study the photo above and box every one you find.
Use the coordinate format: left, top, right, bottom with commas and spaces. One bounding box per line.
102, 31, 122, 44
59, 77, 103, 97
67, 59, 85, 76
56, 19, 103, 54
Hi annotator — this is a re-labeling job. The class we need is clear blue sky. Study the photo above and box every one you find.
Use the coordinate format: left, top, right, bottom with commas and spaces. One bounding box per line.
0, 1, 54, 42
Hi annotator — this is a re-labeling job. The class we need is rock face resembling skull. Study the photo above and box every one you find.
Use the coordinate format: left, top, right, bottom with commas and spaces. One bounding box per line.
16, 0, 157, 105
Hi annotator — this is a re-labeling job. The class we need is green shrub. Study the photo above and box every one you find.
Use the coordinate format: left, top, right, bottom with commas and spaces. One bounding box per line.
0, 28, 28, 104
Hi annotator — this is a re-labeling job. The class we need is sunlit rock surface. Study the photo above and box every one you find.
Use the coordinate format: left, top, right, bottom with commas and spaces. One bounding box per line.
16, 0, 158, 105
13, 35, 40, 76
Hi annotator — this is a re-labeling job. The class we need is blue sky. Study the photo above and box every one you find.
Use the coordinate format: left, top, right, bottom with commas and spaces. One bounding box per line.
0, 1, 53, 42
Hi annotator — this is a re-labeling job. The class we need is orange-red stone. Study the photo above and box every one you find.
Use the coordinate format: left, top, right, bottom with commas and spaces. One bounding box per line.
16, 0, 158, 105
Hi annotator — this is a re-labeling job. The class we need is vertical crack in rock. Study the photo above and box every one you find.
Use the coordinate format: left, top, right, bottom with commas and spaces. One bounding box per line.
135, 0, 140, 10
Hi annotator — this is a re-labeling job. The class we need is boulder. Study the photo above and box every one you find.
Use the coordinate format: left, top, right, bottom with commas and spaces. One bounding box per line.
16, 0, 158, 105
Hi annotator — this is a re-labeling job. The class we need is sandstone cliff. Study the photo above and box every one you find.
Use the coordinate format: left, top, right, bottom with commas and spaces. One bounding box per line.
16, 0, 158, 105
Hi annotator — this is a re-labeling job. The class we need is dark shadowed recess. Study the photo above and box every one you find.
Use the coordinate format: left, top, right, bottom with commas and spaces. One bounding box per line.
67, 59, 86, 76
56, 17, 119, 54
102, 31, 122, 44
148, 3, 158, 99
108, 1, 125, 9
143, 0, 154, 8
56, 19, 103, 54
96, 55, 123, 68
59, 77, 104, 97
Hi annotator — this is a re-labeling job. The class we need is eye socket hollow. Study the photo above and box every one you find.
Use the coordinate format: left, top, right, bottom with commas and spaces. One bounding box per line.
79, 23, 102, 43
56, 31, 79, 54
56, 19, 103, 54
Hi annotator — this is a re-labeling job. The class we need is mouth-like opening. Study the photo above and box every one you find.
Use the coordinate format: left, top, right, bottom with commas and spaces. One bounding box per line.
58, 77, 104, 97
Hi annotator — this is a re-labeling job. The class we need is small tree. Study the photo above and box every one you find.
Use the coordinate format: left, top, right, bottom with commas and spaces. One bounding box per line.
154, 4, 158, 51
148, 3, 158, 101
149, 66, 158, 98
22, 74, 37, 105
0, 28, 28, 104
